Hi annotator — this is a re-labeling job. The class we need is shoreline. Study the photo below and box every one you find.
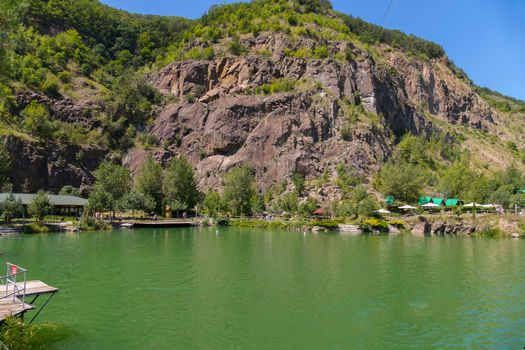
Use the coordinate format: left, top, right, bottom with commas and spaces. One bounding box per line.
1, 213, 523, 238
224, 213, 525, 238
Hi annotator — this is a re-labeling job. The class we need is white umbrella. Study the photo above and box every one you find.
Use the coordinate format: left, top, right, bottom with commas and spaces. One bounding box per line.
422, 202, 439, 207
375, 209, 391, 214
399, 205, 417, 210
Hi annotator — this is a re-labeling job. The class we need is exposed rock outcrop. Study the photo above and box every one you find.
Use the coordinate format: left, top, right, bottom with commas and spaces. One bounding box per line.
130, 35, 498, 195
7, 32, 501, 196
4, 136, 104, 194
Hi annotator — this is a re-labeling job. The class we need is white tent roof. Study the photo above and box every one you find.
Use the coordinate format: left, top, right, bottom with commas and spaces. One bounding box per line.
399, 205, 417, 209
463, 203, 482, 207
422, 202, 439, 207
375, 209, 391, 214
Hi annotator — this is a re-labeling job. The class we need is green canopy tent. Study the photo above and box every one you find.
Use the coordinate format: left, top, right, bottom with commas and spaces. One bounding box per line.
418, 196, 432, 205
385, 196, 395, 206
445, 198, 462, 207
431, 198, 444, 206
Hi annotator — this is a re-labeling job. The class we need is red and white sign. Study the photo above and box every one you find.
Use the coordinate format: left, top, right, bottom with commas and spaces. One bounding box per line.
11, 265, 17, 275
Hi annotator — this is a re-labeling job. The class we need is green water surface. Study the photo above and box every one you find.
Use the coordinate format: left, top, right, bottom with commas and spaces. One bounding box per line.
1, 228, 524, 349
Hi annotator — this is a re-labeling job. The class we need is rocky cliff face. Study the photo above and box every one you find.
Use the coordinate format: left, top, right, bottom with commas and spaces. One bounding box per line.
4, 0, 519, 201
124, 34, 497, 195
5, 91, 104, 194
5, 30, 500, 197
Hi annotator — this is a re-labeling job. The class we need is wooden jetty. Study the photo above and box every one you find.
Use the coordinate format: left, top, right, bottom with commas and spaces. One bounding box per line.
0, 263, 58, 323
0, 298, 33, 320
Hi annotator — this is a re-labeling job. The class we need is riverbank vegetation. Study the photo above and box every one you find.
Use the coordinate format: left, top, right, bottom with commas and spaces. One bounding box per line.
0, 317, 66, 350
76, 131, 525, 233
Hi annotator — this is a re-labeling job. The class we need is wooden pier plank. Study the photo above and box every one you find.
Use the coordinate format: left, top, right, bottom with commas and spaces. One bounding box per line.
0, 298, 33, 319
0, 280, 58, 321
0, 280, 59, 298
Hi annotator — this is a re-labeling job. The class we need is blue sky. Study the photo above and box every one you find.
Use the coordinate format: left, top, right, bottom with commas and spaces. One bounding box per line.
100, 0, 525, 100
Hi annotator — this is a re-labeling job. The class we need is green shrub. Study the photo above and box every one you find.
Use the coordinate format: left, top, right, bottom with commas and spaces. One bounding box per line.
229, 36, 247, 56
231, 218, 290, 230
345, 47, 354, 62
307, 219, 340, 229
23, 223, 49, 233
340, 124, 352, 141
255, 78, 296, 95
136, 133, 159, 149
360, 218, 389, 232
389, 219, 405, 227
57, 71, 72, 83
183, 46, 215, 60
287, 15, 299, 26
80, 215, 109, 231
21, 101, 56, 139
0, 317, 64, 350
313, 45, 329, 59
475, 225, 504, 238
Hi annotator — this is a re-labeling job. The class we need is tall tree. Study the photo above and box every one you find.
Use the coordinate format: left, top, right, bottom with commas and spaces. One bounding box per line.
223, 165, 256, 216
135, 156, 163, 214
89, 161, 130, 213
117, 190, 155, 218
203, 190, 224, 217
163, 156, 200, 216
0, 193, 22, 223
28, 190, 52, 221
87, 185, 112, 213
375, 161, 425, 203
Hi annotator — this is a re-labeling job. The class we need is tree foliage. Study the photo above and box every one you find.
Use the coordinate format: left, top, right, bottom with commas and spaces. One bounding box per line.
135, 156, 163, 214
59, 185, 81, 197
332, 186, 378, 217
203, 190, 224, 217
117, 190, 155, 215
338, 12, 445, 59
0, 194, 23, 223
28, 190, 52, 221
375, 161, 425, 203
21, 101, 55, 138
163, 156, 200, 213
89, 161, 130, 212
223, 165, 256, 216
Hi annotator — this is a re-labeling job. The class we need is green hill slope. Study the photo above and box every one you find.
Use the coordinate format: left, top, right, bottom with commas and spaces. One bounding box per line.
0, 0, 523, 208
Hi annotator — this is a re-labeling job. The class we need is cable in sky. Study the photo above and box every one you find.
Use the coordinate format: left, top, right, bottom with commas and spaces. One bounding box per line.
376, 0, 397, 43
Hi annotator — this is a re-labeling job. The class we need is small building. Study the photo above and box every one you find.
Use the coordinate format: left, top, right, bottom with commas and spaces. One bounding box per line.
312, 207, 328, 217
0, 193, 88, 217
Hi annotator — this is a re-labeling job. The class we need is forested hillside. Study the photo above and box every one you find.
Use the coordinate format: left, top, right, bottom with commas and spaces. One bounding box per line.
1, 0, 524, 213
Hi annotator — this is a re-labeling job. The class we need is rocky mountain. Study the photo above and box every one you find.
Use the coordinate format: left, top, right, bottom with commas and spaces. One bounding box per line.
1, 0, 524, 201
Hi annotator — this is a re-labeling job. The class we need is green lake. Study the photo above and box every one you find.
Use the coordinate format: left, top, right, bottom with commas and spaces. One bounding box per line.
1, 227, 525, 349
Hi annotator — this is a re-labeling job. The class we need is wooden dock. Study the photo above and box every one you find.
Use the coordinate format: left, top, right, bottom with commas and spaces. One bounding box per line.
1, 280, 59, 297
0, 298, 33, 320
0, 263, 59, 323
123, 221, 198, 228
0, 280, 59, 322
